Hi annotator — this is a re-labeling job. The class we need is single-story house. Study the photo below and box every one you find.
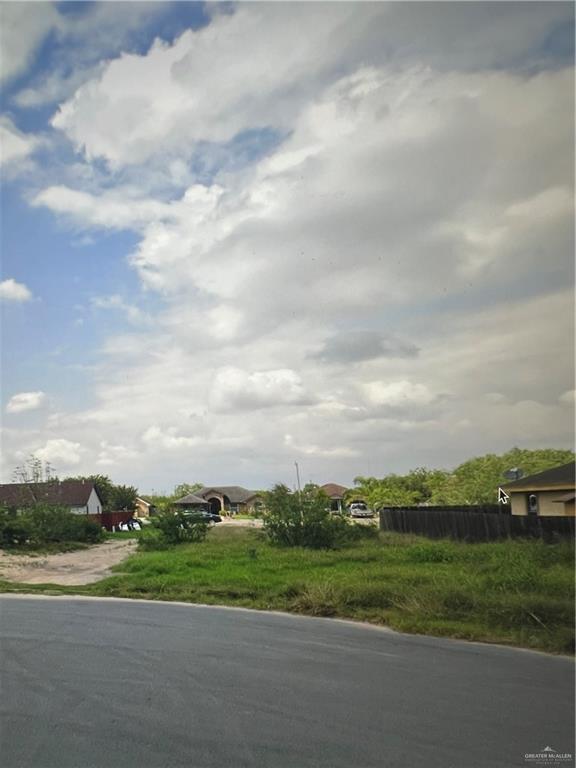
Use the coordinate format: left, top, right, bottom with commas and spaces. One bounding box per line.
193, 486, 264, 515
501, 461, 575, 517
320, 483, 349, 513
135, 497, 156, 517
0, 480, 104, 516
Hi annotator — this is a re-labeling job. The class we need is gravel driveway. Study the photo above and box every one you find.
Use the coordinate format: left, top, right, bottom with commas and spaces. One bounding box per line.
0, 538, 137, 586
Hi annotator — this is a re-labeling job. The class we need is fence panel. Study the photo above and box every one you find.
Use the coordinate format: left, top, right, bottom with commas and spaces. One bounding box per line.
379, 506, 575, 542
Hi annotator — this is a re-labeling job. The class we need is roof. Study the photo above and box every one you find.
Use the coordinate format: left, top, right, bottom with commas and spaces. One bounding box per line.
0, 480, 100, 508
173, 493, 209, 506
194, 486, 261, 503
502, 461, 576, 491
320, 483, 349, 498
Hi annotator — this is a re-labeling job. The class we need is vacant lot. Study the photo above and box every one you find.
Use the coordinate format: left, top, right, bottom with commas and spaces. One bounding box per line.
1, 527, 572, 653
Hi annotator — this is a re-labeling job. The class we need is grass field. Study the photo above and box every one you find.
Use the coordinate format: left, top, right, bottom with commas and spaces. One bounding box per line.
13, 526, 564, 654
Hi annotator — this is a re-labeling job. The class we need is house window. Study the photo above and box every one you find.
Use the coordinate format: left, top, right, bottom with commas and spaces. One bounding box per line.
527, 494, 539, 515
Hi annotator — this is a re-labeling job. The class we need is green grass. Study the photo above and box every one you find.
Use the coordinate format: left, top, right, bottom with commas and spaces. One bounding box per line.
1, 528, 573, 654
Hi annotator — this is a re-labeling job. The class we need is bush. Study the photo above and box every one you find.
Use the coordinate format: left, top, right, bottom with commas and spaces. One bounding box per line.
0, 506, 30, 548
0, 503, 104, 548
149, 510, 209, 546
263, 484, 360, 549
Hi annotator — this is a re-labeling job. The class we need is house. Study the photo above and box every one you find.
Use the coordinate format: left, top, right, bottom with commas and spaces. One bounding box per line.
501, 461, 575, 517
320, 483, 349, 513
0, 480, 104, 516
192, 486, 264, 516
134, 497, 156, 517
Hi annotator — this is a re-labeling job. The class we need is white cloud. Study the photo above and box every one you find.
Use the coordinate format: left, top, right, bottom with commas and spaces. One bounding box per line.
0, 279, 32, 302
35, 439, 82, 467
362, 381, 438, 408
141, 425, 201, 451
6, 391, 46, 414
91, 294, 148, 325
0, 116, 40, 167
0, 3, 61, 84
210, 368, 312, 413
559, 390, 575, 405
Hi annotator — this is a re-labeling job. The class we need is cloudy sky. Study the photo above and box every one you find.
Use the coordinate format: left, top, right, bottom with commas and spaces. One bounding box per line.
1, 2, 574, 493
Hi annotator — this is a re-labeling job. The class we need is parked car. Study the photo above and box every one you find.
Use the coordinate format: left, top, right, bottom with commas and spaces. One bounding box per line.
348, 502, 374, 518
118, 518, 143, 531
182, 510, 222, 524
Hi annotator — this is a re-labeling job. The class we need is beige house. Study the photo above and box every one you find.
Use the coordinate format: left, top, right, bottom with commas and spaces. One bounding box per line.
502, 461, 575, 517
135, 497, 156, 517
193, 486, 264, 516
320, 483, 349, 513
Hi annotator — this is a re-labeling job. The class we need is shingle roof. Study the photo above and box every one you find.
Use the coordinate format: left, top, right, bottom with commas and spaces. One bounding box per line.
173, 493, 209, 506
321, 483, 349, 498
0, 480, 99, 508
195, 486, 261, 503
502, 461, 575, 491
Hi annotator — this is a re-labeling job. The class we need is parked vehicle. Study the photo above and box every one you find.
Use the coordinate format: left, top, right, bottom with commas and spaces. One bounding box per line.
118, 518, 143, 531
182, 510, 222, 524
348, 502, 374, 518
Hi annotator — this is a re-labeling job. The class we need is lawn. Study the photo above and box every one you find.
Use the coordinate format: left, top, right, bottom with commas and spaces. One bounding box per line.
61, 526, 576, 654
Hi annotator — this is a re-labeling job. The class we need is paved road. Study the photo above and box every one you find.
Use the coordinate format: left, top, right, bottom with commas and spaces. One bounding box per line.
0, 596, 573, 768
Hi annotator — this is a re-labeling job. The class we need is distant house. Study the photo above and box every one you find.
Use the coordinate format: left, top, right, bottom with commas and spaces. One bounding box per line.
135, 497, 156, 518
501, 462, 575, 517
0, 480, 103, 516
320, 483, 349, 513
193, 486, 264, 516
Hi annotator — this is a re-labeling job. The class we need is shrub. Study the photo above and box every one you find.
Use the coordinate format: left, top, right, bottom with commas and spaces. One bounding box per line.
0, 503, 104, 548
150, 510, 209, 546
0, 506, 30, 548
263, 484, 358, 549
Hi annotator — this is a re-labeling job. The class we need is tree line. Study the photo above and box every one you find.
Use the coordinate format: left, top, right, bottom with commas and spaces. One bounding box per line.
350, 448, 574, 509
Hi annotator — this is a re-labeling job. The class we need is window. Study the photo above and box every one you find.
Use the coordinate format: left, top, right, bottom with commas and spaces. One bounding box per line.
527, 494, 539, 515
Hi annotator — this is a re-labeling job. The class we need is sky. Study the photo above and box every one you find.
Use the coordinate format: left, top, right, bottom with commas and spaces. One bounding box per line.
0, 1, 574, 494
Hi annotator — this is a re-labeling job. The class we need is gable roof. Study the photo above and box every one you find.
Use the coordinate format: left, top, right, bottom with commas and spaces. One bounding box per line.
502, 461, 575, 491
0, 480, 100, 508
194, 486, 261, 503
321, 483, 349, 498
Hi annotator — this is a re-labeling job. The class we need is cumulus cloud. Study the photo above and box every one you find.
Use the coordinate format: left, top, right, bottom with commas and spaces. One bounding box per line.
6, 391, 46, 414
35, 439, 82, 466
0, 3, 61, 84
0, 279, 32, 302
210, 368, 313, 413
362, 381, 438, 409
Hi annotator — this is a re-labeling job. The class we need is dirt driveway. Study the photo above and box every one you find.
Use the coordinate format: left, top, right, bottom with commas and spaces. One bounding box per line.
0, 539, 137, 586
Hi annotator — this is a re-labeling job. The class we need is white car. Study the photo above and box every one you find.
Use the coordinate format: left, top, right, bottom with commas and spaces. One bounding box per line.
348, 502, 374, 518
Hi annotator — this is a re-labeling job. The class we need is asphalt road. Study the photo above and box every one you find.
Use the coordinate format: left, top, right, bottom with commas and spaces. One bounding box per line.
0, 596, 573, 768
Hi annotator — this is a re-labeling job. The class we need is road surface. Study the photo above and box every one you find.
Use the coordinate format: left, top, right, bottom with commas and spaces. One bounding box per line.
0, 596, 573, 768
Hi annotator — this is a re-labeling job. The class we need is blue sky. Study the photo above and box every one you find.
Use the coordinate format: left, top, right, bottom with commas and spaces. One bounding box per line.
1, 2, 574, 493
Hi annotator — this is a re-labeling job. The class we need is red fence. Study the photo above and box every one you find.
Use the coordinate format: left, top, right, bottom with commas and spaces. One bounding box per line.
88, 511, 134, 531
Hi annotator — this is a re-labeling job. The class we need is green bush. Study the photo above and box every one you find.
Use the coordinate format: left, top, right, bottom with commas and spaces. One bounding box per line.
149, 510, 209, 546
263, 484, 361, 549
0, 503, 104, 548
0, 506, 30, 548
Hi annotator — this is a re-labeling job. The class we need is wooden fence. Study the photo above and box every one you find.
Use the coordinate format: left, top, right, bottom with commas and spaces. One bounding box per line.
88, 511, 133, 531
379, 506, 575, 542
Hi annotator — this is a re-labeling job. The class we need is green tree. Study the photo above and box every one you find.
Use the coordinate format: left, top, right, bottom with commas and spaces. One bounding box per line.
111, 484, 138, 511
173, 482, 203, 499
263, 484, 352, 549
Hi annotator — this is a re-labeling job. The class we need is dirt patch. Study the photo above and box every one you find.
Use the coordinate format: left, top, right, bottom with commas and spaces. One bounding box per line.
0, 539, 138, 586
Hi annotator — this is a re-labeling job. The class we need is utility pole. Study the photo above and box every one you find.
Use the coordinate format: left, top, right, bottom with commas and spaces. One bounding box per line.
295, 462, 303, 521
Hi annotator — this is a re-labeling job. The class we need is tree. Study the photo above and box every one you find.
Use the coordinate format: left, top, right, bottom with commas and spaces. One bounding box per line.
173, 482, 203, 499
263, 484, 352, 549
12, 455, 57, 484
111, 484, 138, 511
